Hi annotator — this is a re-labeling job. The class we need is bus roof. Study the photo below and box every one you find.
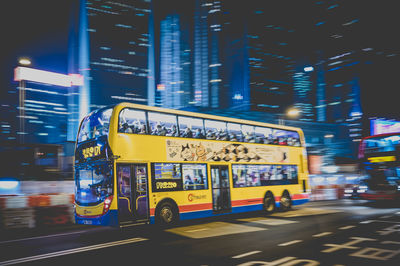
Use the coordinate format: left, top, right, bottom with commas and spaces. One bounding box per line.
113, 102, 303, 133
361, 132, 400, 140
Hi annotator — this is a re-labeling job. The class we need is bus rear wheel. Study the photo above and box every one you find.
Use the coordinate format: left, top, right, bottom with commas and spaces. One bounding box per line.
280, 191, 292, 211
263, 192, 275, 214
156, 202, 178, 226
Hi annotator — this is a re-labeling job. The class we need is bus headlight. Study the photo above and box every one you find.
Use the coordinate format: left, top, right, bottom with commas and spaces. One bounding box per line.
357, 185, 368, 193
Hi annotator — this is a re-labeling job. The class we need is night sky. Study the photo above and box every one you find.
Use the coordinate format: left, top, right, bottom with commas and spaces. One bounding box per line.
1, 0, 400, 121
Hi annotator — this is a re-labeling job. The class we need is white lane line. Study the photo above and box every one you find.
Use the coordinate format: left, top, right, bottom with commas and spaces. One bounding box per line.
185, 228, 208, 233
339, 225, 355, 230
380, 215, 392, 219
278, 240, 303, 246
312, 232, 333, 238
360, 220, 375, 224
232, 250, 261, 259
0, 237, 147, 266
0, 230, 89, 245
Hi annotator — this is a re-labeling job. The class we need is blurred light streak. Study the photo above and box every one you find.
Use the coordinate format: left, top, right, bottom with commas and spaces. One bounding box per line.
14, 67, 83, 87
0, 180, 19, 189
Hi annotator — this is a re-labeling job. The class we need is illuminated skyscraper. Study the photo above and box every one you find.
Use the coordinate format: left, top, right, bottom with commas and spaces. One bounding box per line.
225, 1, 297, 114
193, 0, 224, 108
159, 14, 191, 108
76, 0, 154, 112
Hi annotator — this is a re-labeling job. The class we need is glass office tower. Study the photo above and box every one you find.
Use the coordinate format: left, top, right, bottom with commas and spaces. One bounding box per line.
80, 0, 153, 111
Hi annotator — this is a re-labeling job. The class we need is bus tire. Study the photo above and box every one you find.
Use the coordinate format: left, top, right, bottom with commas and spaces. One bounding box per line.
263, 192, 275, 214
280, 191, 292, 212
156, 201, 178, 226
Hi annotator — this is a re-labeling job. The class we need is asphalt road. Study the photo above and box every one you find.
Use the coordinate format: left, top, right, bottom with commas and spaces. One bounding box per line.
1, 199, 399, 266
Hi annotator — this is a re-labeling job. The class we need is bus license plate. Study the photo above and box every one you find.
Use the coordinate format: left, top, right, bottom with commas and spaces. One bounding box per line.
83, 220, 92, 225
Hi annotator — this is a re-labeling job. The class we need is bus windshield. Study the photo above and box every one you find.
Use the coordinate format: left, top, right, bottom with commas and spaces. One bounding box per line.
78, 108, 113, 143
75, 162, 113, 206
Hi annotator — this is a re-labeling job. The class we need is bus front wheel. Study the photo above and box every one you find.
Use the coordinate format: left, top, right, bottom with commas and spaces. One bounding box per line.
263, 192, 275, 214
156, 202, 178, 226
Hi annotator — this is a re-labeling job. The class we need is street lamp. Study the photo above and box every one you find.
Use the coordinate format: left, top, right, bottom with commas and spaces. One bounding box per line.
287, 107, 301, 119
18, 58, 32, 66
278, 107, 301, 125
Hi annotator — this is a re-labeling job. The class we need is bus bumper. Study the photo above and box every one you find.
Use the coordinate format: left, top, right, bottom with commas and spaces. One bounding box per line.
75, 210, 119, 226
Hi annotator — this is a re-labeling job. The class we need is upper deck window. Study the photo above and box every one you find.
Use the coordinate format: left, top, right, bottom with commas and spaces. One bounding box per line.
242, 125, 256, 143
227, 123, 244, 142
118, 109, 147, 134
178, 116, 204, 139
78, 108, 112, 143
148, 112, 178, 137
205, 120, 227, 140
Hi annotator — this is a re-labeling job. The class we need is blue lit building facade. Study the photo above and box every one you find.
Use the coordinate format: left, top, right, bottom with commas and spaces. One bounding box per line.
77, 0, 153, 112
158, 14, 191, 109
193, 0, 225, 108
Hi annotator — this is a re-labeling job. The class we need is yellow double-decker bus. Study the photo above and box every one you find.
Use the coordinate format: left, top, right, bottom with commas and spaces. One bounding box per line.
74, 103, 309, 227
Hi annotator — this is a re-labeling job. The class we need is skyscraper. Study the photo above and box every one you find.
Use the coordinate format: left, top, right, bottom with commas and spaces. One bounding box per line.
76, 0, 153, 113
193, 0, 224, 108
159, 14, 191, 109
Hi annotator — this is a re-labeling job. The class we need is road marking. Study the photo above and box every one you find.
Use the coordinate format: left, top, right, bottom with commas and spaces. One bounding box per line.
339, 225, 355, 230
166, 222, 266, 239
322, 237, 376, 253
0, 237, 147, 266
380, 215, 392, 219
312, 232, 333, 237
232, 250, 261, 259
237, 217, 298, 225
271, 207, 341, 218
278, 240, 303, 246
360, 220, 374, 224
185, 228, 208, 233
0, 230, 91, 245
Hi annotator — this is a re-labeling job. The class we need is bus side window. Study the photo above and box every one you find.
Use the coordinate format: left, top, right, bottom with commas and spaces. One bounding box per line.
205, 120, 227, 140
178, 116, 204, 139
232, 164, 247, 187
119, 109, 147, 134
242, 125, 255, 143
255, 126, 271, 144
148, 112, 177, 136
227, 123, 243, 142
182, 164, 208, 190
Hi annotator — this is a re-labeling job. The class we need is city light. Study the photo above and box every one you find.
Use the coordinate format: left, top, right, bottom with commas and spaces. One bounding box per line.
286, 108, 301, 118
304, 66, 314, 72
18, 58, 32, 66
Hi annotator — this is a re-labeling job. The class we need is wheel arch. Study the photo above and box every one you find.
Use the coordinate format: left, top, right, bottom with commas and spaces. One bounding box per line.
264, 190, 275, 200
282, 189, 291, 197
155, 197, 179, 218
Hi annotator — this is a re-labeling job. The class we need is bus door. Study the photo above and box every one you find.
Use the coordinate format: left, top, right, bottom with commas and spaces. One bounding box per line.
210, 165, 231, 213
117, 164, 149, 224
